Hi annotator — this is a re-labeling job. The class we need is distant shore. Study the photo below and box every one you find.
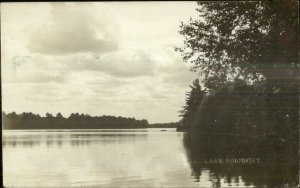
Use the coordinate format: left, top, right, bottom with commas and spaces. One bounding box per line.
2, 111, 179, 130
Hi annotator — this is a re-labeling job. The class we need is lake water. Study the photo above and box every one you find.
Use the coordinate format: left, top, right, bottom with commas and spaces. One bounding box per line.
2, 129, 290, 187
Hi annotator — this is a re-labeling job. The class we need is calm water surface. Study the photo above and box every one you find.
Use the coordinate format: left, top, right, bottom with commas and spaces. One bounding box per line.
3, 129, 253, 187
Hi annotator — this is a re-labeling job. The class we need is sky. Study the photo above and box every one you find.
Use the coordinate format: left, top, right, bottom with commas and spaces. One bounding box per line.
1, 2, 200, 123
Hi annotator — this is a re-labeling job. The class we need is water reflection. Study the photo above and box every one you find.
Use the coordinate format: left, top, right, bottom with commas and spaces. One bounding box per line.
3, 129, 201, 188
3, 129, 297, 187
183, 133, 299, 188
3, 131, 148, 148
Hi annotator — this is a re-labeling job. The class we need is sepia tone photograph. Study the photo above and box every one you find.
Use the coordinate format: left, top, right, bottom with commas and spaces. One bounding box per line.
1, 1, 299, 187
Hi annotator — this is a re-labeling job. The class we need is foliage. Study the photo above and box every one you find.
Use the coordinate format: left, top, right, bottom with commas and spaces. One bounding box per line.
178, 78, 207, 130
189, 79, 298, 135
176, 0, 298, 89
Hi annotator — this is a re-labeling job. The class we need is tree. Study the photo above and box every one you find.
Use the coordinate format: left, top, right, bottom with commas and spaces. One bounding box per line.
46, 113, 54, 118
176, 0, 298, 89
56, 112, 64, 119
140, 119, 149, 127
179, 79, 207, 130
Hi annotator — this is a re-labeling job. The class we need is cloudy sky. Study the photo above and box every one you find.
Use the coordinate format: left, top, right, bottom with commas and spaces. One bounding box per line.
1, 2, 199, 123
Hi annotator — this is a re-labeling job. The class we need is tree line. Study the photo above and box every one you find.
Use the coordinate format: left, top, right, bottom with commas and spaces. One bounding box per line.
149, 122, 179, 128
2, 112, 149, 129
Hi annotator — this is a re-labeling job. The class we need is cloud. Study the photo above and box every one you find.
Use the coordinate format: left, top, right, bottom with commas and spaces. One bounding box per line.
2, 2, 199, 123
14, 71, 67, 83
3, 55, 68, 83
27, 3, 119, 55
155, 50, 196, 87
59, 50, 155, 78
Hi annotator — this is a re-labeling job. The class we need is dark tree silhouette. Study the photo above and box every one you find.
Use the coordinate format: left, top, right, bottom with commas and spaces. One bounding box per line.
176, 0, 298, 88
178, 79, 207, 131
2, 112, 149, 129
176, 0, 299, 137
177, 1, 299, 186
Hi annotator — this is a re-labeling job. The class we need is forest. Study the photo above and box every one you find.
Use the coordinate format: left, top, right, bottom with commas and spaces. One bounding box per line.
2, 112, 149, 129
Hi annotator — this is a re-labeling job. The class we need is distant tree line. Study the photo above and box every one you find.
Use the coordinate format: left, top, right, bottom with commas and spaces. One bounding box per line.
149, 122, 180, 128
2, 112, 149, 129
